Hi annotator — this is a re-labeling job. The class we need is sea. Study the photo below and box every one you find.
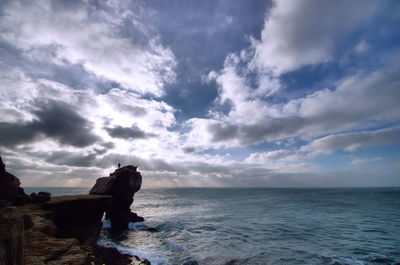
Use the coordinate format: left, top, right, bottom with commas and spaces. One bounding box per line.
24, 187, 400, 265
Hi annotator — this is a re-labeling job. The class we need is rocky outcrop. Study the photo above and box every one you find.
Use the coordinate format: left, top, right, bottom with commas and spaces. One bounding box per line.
90, 165, 144, 229
0, 155, 37, 206
18, 195, 111, 265
42, 195, 110, 242
0, 156, 21, 203
0, 157, 150, 265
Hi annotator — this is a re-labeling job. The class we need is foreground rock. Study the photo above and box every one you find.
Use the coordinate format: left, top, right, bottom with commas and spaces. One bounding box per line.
19, 195, 112, 264
0, 206, 25, 265
0, 195, 150, 265
0, 157, 150, 265
90, 165, 144, 229
0, 156, 150, 265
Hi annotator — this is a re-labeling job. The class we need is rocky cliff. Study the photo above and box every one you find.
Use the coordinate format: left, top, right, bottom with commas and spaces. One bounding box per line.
0, 156, 150, 265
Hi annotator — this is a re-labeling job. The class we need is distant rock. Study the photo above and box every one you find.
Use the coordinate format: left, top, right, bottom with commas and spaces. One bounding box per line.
38, 191, 51, 197
90, 165, 143, 229
30, 192, 51, 203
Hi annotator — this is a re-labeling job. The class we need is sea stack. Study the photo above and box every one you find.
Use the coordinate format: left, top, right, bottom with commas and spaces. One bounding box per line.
90, 165, 144, 229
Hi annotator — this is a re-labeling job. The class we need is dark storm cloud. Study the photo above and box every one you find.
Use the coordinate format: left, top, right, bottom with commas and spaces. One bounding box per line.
182, 146, 197, 153
0, 122, 37, 146
0, 100, 99, 147
105, 125, 156, 140
239, 117, 307, 145
44, 150, 97, 167
208, 123, 239, 142
208, 117, 306, 145
100, 141, 115, 149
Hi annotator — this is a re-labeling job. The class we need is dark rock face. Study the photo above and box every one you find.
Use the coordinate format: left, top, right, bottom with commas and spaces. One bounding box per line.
42, 195, 111, 242
0, 206, 25, 265
18, 195, 114, 265
93, 244, 151, 265
90, 165, 143, 229
0, 155, 21, 203
0, 156, 150, 265
30, 192, 51, 203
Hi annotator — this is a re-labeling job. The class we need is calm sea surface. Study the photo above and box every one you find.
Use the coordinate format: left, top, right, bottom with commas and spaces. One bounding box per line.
25, 187, 400, 265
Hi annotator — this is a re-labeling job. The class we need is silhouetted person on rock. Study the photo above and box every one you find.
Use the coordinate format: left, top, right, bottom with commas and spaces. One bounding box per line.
118, 163, 121, 169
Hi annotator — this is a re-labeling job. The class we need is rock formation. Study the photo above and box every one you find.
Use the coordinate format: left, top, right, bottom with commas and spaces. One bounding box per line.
0, 156, 150, 265
0, 206, 25, 265
90, 165, 144, 229
0, 155, 21, 203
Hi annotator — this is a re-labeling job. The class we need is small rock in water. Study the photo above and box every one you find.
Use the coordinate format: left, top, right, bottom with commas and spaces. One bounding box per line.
129, 211, 145, 222
146, 227, 157, 232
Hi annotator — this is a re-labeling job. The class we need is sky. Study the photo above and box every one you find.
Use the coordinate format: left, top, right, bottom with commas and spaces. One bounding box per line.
0, 0, 399, 187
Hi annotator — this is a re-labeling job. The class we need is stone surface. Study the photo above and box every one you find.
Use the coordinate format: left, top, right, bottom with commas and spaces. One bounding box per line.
30, 192, 51, 203
0, 206, 25, 265
24, 229, 90, 265
0, 155, 21, 203
42, 195, 111, 242
93, 244, 150, 265
90, 165, 143, 229
0, 156, 149, 264
38, 191, 51, 197
89, 177, 115, 195
16, 195, 149, 265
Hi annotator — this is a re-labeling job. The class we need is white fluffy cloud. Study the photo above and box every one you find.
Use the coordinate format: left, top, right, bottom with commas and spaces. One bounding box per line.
1, 0, 399, 188
355, 40, 370, 54
0, 0, 176, 96
350, 157, 382, 166
301, 125, 400, 156
187, 64, 400, 150
251, 0, 377, 75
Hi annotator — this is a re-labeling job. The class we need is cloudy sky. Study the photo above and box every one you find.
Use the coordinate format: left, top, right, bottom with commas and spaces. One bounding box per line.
0, 0, 399, 187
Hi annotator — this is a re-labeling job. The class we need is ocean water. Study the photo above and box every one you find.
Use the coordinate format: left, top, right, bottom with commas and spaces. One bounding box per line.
25, 187, 400, 265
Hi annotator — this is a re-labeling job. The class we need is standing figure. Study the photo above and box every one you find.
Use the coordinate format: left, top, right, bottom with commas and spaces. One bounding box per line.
118, 163, 121, 168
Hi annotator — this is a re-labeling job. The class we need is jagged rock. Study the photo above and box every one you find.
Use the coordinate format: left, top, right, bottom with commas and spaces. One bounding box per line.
30, 192, 51, 203
89, 176, 115, 195
0, 206, 25, 265
18, 195, 120, 265
42, 195, 111, 243
146, 227, 157, 232
14, 195, 30, 206
23, 214, 34, 230
90, 165, 143, 229
17, 187, 26, 195
0, 156, 150, 265
129, 211, 144, 222
38, 191, 51, 197
93, 244, 151, 265
0, 200, 11, 209
0, 155, 21, 203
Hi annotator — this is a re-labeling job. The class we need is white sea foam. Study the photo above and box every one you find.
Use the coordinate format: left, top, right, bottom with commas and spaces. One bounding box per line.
97, 239, 167, 265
